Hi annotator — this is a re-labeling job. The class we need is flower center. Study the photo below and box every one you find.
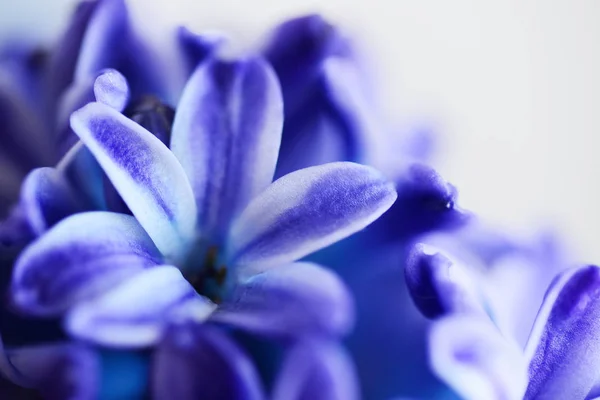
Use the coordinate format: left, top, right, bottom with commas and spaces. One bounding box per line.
123, 95, 175, 145
183, 245, 229, 304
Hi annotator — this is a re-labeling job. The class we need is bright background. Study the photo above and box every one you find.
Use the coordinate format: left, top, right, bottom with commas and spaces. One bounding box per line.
2, 0, 599, 261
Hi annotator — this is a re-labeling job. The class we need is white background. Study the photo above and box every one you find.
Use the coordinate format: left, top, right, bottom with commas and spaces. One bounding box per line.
2, 0, 599, 262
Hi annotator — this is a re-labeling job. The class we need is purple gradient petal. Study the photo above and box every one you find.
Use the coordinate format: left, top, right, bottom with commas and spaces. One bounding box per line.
93, 69, 129, 112
153, 323, 264, 400
3, 342, 98, 399
405, 244, 485, 319
20, 167, 86, 236
228, 162, 397, 275
177, 26, 224, 76
170, 57, 283, 241
430, 315, 528, 400
70, 102, 197, 261
213, 262, 353, 338
524, 265, 600, 399
272, 339, 359, 400
66, 266, 215, 347
11, 212, 162, 316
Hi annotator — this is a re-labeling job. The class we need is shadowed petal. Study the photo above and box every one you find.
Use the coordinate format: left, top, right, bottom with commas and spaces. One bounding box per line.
93, 69, 129, 112
272, 339, 359, 400
177, 26, 224, 76
20, 167, 86, 236
228, 162, 397, 275
430, 315, 528, 400
524, 265, 600, 399
405, 244, 485, 319
171, 57, 283, 241
70, 102, 197, 261
153, 323, 264, 400
66, 266, 216, 347
2, 342, 99, 399
213, 262, 353, 338
11, 212, 162, 316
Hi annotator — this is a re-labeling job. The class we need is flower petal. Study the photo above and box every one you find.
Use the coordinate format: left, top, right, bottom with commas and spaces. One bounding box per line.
153, 323, 264, 400
177, 26, 224, 76
2, 342, 99, 398
20, 167, 86, 236
213, 262, 353, 338
524, 265, 600, 399
272, 339, 359, 400
429, 315, 528, 400
70, 102, 197, 261
93, 68, 129, 112
170, 57, 283, 240
228, 162, 397, 275
11, 212, 162, 316
405, 244, 485, 319
66, 266, 216, 347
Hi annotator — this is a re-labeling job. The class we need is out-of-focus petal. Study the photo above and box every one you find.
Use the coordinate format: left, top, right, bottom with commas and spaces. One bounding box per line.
429, 315, 528, 400
66, 266, 215, 347
214, 262, 353, 338
170, 57, 283, 241
153, 323, 263, 400
177, 26, 224, 76
11, 212, 162, 316
524, 265, 600, 400
20, 167, 86, 236
70, 102, 197, 261
228, 162, 396, 275
405, 244, 485, 319
272, 339, 359, 400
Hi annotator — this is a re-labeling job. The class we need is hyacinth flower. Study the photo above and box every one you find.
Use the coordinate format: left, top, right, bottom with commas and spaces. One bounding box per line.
7, 55, 397, 398
261, 14, 472, 399
406, 235, 600, 400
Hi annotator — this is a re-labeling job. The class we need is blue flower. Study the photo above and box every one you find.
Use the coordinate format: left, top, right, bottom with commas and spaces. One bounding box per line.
405, 225, 600, 399
8, 56, 396, 398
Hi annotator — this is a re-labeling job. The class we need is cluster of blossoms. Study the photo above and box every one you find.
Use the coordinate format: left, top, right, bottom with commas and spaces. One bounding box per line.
0, 1, 598, 399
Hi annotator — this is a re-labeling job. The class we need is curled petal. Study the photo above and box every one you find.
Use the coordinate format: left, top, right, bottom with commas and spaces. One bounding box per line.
93, 68, 129, 112
405, 244, 485, 319
171, 57, 283, 240
214, 262, 353, 338
70, 102, 197, 261
524, 265, 600, 399
430, 315, 528, 400
273, 339, 359, 400
228, 162, 397, 275
66, 266, 215, 347
20, 167, 86, 236
11, 212, 162, 316
154, 323, 264, 400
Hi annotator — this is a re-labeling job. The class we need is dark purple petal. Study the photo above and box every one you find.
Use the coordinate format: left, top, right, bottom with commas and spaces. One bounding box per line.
70, 102, 197, 261
66, 266, 215, 347
405, 244, 485, 319
20, 167, 86, 236
213, 262, 353, 338
524, 265, 600, 399
170, 57, 283, 241
228, 162, 397, 275
153, 323, 264, 400
272, 339, 359, 400
11, 212, 162, 316
430, 315, 528, 400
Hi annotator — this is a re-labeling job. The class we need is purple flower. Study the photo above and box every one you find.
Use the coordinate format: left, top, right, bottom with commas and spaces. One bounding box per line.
8, 55, 396, 397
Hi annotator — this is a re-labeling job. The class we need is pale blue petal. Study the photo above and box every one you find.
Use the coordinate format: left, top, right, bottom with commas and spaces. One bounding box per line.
11, 212, 162, 316
70, 102, 197, 262
66, 266, 216, 347
93, 68, 129, 112
430, 315, 528, 400
170, 57, 283, 241
227, 162, 397, 276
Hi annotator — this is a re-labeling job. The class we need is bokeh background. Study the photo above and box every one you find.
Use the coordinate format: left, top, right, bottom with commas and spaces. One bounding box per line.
2, 0, 599, 260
